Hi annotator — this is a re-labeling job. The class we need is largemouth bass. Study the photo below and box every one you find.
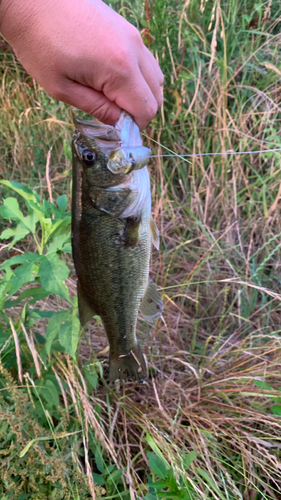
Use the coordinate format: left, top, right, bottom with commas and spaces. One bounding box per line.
72, 111, 163, 381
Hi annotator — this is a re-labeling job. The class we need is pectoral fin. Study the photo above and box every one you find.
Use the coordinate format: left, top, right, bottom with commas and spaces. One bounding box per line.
150, 217, 160, 250
77, 281, 96, 327
140, 277, 164, 321
124, 215, 141, 247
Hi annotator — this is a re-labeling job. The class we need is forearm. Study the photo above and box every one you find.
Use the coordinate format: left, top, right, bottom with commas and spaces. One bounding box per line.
0, 0, 36, 40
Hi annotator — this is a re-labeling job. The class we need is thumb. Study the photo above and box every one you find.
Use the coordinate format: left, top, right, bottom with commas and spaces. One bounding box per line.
51, 80, 121, 125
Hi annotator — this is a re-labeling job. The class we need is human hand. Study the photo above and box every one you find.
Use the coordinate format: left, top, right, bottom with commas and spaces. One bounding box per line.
0, 0, 164, 129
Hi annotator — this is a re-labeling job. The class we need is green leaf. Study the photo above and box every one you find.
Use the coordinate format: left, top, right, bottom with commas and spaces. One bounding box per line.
4, 287, 49, 309
45, 216, 71, 244
18, 494, 30, 500
41, 379, 59, 408
57, 194, 68, 213
183, 450, 196, 468
107, 468, 123, 484
155, 494, 181, 499
254, 3, 263, 13
84, 363, 99, 390
63, 139, 72, 162
92, 473, 104, 486
143, 495, 157, 500
106, 465, 115, 474
0, 252, 38, 270
59, 306, 80, 358
27, 200, 53, 241
0, 197, 39, 245
149, 479, 169, 490
95, 446, 104, 473
198, 469, 227, 500
180, 490, 194, 500
23, 212, 39, 233
39, 253, 70, 300
29, 309, 54, 319
270, 405, 281, 416
19, 430, 82, 457
62, 242, 72, 253
8, 261, 36, 297
41, 200, 53, 216
147, 452, 167, 479
19, 437, 47, 457
45, 311, 69, 356
0, 180, 38, 203
0, 223, 30, 247
0, 280, 11, 310
1, 253, 40, 302
145, 434, 170, 468
166, 468, 179, 493
0, 332, 11, 347
46, 232, 71, 254
254, 379, 274, 391
0, 197, 25, 221
27, 200, 49, 220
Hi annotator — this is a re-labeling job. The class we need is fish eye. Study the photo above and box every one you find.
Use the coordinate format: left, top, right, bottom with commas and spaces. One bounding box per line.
82, 149, 96, 166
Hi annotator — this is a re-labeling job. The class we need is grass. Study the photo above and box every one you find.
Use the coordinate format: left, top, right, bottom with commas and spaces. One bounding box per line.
1, 0, 281, 498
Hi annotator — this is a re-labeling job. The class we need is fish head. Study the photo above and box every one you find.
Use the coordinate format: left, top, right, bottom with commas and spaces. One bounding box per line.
72, 112, 151, 187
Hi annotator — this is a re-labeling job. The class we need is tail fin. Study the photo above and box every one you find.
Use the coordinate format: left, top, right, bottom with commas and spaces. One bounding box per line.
109, 343, 147, 382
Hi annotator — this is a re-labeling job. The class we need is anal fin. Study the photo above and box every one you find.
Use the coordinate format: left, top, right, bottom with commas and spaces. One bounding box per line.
77, 280, 96, 327
140, 277, 163, 321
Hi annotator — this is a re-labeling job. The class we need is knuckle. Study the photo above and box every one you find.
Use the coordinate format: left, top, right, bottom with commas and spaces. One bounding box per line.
130, 26, 143, 46
157, 92, 164, 107
146, 99, 158, 120
88, 101, 115, 124
114, 48, 132, 72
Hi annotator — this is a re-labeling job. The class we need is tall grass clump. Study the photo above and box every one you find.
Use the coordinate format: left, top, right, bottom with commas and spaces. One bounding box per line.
1, 0, 281, 498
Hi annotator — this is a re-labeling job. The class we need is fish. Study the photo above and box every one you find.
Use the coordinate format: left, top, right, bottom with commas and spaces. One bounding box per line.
72, 111, 163, 381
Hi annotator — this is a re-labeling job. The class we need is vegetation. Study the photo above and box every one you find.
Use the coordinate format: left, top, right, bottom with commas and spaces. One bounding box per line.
1, 0, 281, 498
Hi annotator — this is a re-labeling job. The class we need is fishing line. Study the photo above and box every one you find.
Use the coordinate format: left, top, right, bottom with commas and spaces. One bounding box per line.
150, 147, 281, 159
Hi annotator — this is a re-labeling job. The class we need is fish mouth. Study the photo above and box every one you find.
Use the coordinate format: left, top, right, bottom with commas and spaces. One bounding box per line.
74, 116, 120, 154
74, 116, 121, 142
74, 112, 151, 173
74, 111, 148, 154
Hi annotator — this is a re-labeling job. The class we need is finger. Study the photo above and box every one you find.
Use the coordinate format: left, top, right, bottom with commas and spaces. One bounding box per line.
51, 79, 121, 124
143, 45, 164, 85
138, 56, 163, 108
110, 69, 159, 130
